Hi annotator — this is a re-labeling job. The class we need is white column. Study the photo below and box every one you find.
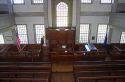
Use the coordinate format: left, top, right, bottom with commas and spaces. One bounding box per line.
48, 0, 52, 27
75, 0, 81, 43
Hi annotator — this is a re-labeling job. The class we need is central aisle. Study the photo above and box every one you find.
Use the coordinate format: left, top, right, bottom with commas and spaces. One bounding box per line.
52, 62, 73, 72
51, 62, 74, 82
51, 73, 75, 82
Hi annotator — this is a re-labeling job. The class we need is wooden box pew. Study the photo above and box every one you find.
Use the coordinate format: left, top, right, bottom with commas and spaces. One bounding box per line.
0, 62, 52, 72
94, 44, 106, 52
109, 60, 125, 64
75, 70, 125, 82
111, 53, 125, 60
0, 72, 50, 78
85, 51, 106, 61
75, 71, 110, 80
74, 61, 105, 66
2, 44, 41, 54
77, 76, 125, 82
0, 51, 41, 62
50, 52, 74, 62
23, 44, 41, 53
75, 70, 125, 77
74, 51, 106, 61
74, 44, 86, 51
0, 72, 51, 82
74, 51, 86, 61
0, 62, 52, 82
4, 44, 40, 52
74, 64, 125, 72
74, 60, 125, 65
110, 43, 125, 60
0, 78, 49, 82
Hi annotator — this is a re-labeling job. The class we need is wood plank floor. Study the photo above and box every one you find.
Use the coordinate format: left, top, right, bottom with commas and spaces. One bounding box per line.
52, 62, 73, 72
51, 62, 74, 82
51, 73, 75, 82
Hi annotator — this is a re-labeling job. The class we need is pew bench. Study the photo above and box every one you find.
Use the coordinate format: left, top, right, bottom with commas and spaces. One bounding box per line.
0, 78, 49, 82
75, 70, 125, 82
77, 76, 125, 82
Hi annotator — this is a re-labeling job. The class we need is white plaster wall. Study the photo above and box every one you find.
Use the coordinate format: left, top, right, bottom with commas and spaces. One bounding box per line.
81, 0, 112, 12
13, 0, 44, 12
72, 0, 77, 27
48, 0, 52, 27
80, 16, 109, 43
0, 0, 7, 4
111, 26, 121, 43
118, 0, 125, 3
15, 17, 44, 44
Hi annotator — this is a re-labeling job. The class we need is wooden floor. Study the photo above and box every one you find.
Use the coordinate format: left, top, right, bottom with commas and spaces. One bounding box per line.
51, 62, 74, 82
52, 62, 73, 72
51, 73, 75, 82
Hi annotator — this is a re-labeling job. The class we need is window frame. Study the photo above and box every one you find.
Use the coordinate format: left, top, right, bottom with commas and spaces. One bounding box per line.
33, 24, 45, 44
13, 0, 25, 5
79, 23, 90, 43
96, 24, 108, 43
120, 32, 125, 43
100, 0, 113, 4
0, 34, 5, 44
81, 0, 93, 4
31, 0, 44, 4
56, 2, 68, 27
16, 24, 29, 44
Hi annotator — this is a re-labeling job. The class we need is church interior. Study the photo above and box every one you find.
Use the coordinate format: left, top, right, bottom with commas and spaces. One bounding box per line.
0, 0, 125, 82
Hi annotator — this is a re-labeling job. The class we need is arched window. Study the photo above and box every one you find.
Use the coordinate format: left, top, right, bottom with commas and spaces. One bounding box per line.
56, 2, 68, 27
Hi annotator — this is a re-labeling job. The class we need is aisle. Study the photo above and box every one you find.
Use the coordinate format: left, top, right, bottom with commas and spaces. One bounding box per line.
52, 62, 73, 72
51, 62, 74, 82
51, 73, 75, 82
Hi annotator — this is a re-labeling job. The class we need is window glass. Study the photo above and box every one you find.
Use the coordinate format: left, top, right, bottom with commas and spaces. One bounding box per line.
32, 0, 43, 4
81, 0, 92, 3
0, 34, 4, 44
13, 0, 24, 4
79, 24, 90, 43
97, 24, 108, 43
34, 25, 45, 44
17, 25, 28, 44
120, 32, 125, 43
56, 2, 68, 27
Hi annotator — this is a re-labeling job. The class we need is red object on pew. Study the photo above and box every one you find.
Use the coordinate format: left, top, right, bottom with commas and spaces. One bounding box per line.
16, 32, 21, 51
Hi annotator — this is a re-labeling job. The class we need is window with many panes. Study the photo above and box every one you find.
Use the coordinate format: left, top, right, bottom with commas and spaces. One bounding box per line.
0, 34, 4, 44
32, 0, 43, 4
34, 25, 45, 44
97, 24, 108, 43
56, 2, 68, 27
16, 25, 28, 44
13, 0, 24, 4
81, 0, 92, 3
120, 32, 125, 43
79, 24, 90, 43
101, 0, 113, 3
